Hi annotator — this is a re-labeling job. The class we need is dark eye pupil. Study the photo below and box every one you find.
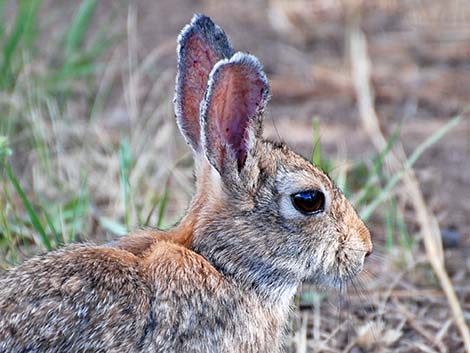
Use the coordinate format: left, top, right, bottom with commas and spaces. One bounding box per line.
291, 190, 325, 215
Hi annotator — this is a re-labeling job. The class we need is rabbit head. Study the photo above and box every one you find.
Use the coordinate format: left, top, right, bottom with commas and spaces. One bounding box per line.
175, 15, 372, 301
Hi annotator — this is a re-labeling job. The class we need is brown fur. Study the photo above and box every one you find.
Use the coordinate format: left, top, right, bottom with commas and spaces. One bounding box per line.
0, 14, 372, 353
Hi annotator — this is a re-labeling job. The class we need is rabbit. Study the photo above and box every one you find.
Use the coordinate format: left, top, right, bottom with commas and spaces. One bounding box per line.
0, 14, 372, 353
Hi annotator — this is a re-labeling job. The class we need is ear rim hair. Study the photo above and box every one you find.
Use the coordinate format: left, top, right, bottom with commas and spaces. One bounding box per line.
174, 14, 235, 154
200, 51, 270, 177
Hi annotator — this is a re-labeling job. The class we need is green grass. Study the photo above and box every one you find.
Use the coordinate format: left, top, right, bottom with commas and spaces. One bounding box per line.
0, 0, 104, 263
0, 1, 175, 265
359, 116, 460, 221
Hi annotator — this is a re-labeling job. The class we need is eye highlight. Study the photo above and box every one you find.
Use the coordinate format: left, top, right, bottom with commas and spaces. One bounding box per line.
290, 190, 325, 215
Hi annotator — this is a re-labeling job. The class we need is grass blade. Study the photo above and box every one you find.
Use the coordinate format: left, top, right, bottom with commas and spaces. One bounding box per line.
360, 116, 461, 221
156, 180, 170, 229
19, 0, 41, 50
99, 217, 127, 236
143, 193, 161, 227
384, 198, 396, 251
43, 208, 61, 247
0, 198, 19, 265
311, 117, 321, 167
0, 136, 12, 162
55, 0, 97, 86
4, 164, 52, 250
1, 0, 41, 89
352, 128, 400, 207
118, 139, 132, 229
68, 178, 89, 242
0, 0, 6, 37
64, 0, 97, 56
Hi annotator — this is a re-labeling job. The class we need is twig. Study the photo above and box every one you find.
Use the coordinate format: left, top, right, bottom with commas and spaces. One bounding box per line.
394, 299, 447, 353
349, 288, 444, 300
347, 10, 470, 353
436, 319, 453, 343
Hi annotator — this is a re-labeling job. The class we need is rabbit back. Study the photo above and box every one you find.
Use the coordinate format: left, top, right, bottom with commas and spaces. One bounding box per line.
0, 245, 150, 352
0, 241, 284, 353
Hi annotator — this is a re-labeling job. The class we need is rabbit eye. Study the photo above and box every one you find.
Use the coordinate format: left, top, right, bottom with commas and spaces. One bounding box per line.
290, 190, 325, 215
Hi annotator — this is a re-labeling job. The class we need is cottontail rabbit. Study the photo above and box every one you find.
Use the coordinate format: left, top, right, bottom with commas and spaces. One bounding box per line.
0, 14, 372, 353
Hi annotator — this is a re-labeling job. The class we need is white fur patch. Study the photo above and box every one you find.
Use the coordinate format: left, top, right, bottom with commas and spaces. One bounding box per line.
209, 163, 223, 191
279, 194, 302, 219
276, 170, 330, 220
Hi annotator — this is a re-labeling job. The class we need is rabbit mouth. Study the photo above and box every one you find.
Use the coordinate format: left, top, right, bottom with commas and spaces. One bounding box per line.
335, 249, 367, 282
316, 266, 365, 289
303, 249, 367, 289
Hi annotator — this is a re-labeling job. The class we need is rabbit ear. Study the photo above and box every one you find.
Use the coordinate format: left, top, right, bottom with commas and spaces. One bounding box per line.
201, 52, 269, 176
175, 14, 234, 153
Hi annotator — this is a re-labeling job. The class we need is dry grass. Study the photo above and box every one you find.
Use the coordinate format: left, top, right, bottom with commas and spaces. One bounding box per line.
347, 5, 469, 351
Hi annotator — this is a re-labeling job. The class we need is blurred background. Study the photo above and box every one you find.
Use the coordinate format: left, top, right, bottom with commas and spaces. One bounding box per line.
0, 0, 469, 352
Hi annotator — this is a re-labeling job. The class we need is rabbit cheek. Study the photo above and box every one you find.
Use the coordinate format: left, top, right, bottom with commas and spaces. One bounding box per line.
335, 238, 367, 281
340, 210, 371, 276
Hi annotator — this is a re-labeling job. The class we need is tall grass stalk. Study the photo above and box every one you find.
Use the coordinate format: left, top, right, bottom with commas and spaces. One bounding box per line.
360, 116, 460, 221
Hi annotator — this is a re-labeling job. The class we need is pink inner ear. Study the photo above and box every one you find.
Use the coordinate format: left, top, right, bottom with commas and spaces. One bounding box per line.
209, 66, 266, 169
181, 35, 220, 148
